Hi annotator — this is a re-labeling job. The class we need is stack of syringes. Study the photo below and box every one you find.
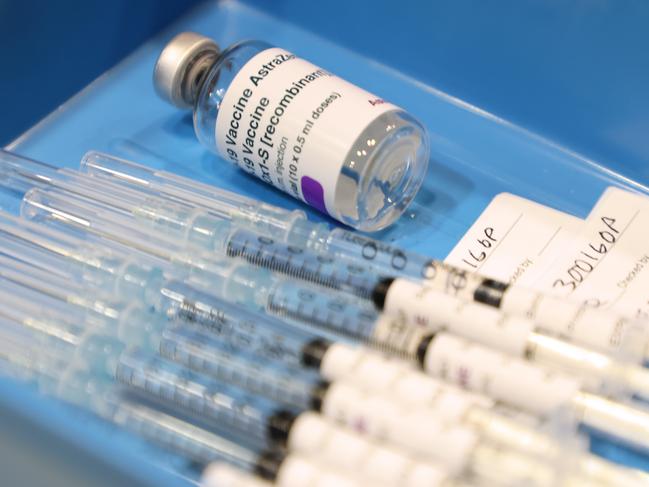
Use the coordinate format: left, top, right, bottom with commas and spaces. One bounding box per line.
0, 149, 648, 486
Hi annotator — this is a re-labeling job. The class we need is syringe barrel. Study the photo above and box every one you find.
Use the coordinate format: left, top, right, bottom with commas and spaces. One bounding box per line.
116, 350, 281, 447
176, 254, 274, 312
80, 151, 307, 240
111, 398, 264, 469
267, 280, 379, 340
224, 227, 381, 298
0, 251, 172, 354
160, 326, 323, 410
268, 282, 435, 363
78, 152, 444, 283
131, 197, 383, 300
159, 279, 316, 368
290, 222, 432, 277
0, 228, 165, 310
0, 149, 62, 194
20, 187, 184, 261
130, 196, 229, 251
61, 370, 266, 472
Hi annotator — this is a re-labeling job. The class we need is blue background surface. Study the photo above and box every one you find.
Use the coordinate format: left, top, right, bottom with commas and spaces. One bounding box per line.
246, 0, 649, 182
1, 0, 649, 484
0, 0, 202, 145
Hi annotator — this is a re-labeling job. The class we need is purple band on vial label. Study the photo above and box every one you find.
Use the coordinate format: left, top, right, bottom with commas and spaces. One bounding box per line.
301, 176, 327, 214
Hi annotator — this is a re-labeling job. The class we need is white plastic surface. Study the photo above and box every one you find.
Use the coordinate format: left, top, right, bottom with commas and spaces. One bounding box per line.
385, 278, 533, 356
201, 463, 272, 487
423, 333, 581, 416
320, 381, 478, 472
276, 454, 367, 487
320, 342, 494, 412
287, 412, 450, 487
502, 286, 641, 357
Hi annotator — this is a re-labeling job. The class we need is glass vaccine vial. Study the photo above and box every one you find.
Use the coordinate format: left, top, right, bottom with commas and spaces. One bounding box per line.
154, 32, 430, 231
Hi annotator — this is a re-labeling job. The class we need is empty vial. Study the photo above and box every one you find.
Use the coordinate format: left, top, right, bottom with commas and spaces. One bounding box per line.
153, 32, 430, 231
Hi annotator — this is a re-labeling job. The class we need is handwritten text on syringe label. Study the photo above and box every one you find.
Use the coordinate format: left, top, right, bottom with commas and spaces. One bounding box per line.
444, 193, 582, 286
536, 187, 649, 318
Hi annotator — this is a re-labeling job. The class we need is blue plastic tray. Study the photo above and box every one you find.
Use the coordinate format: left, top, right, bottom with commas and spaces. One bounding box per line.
3, 0, 649, 483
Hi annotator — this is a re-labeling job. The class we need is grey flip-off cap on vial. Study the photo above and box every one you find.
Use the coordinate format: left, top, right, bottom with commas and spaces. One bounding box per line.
154, 32, 219, 109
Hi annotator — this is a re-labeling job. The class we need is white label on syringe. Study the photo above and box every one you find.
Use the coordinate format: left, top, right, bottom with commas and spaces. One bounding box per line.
319, 343, 494, 411
214, 48, 396, 216
288, 412, 450, 487
444, 193, 582, 286
276, 454, 361, 487
384, 279, 533, 356
321, 381, 477, 473
423, 333, 580, 416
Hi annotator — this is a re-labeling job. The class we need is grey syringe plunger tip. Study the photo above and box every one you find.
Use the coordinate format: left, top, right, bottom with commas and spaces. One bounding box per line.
153, 32, 219, 109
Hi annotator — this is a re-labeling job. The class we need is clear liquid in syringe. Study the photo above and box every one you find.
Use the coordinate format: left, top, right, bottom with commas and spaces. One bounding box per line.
159, 326, 321, 411
116, 350, 296, 448
225, 228, 380, 299
161, 280, 327, 368
267, 281, 379, 340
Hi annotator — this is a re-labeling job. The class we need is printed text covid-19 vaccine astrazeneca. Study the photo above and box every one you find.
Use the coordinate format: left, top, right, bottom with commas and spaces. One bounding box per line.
154, 32, 430, 231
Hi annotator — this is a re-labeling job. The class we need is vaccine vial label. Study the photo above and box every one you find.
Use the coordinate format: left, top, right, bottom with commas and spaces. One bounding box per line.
215, 48, 397, 216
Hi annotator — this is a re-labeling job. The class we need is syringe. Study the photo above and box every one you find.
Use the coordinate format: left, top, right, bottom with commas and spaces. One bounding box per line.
0, 272, 451, 487
159, 326, 649, 487
0, 249, 644, 485
86, 319, 596, 487
0, 325, 366, 487
7, 207, 649, 456
0, 255, 464, 465
78, 151, 649, 362
6, 193, 649, 460
0, 151, 382, 298
14, 193, 428, 359
10, 150, 644, 370
0, 246, 485, 421
118, 350, 470, 487
13, 189, 649, 410
369, 278, 649, 402
79, 151, 432, 273
4, 250, 498, 478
